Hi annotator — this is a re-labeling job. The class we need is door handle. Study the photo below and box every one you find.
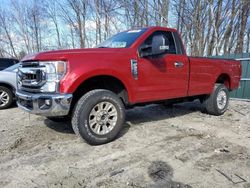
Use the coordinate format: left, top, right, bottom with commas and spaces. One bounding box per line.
174, 62, 184, 68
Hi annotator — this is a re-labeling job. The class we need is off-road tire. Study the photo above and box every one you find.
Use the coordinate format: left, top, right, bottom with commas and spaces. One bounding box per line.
0, 86, 13, 110
202, 84, 229, 116
72, 89, 125, 145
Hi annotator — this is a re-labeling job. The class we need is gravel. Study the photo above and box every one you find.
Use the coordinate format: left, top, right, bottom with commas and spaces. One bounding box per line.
0, 100, 249, 188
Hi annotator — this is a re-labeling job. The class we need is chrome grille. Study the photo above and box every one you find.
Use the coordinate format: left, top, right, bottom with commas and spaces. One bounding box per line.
18, 62, 46, 92
21, 61, 40, 67
24, 73, 37, 80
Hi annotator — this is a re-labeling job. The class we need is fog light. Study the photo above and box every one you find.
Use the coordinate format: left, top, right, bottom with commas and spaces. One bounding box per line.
61, 98, 71, 106
38, 98, 52, 110
45, 99, 51, 106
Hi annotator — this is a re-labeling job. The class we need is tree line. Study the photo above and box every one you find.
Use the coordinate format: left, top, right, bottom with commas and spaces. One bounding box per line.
0, 0, 249, 59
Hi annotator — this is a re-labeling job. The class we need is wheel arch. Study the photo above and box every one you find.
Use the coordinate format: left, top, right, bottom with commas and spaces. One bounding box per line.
215, 73, 231, 90
71, 75, 131, 109
0, 82, 15, 93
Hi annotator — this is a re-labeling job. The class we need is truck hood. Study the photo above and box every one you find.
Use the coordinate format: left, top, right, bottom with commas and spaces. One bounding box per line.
21, 48, 129, 62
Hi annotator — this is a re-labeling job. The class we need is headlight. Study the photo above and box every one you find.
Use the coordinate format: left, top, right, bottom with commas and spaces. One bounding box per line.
39, 61, 67, 92
39, 61, 67, 81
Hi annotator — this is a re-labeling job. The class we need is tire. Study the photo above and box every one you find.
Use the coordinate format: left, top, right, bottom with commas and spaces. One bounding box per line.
46, 116, 70, 122
0, 86, 13, 110
202, 84, 229, 116
162, 102, 174, 108
72, 89, 125, 145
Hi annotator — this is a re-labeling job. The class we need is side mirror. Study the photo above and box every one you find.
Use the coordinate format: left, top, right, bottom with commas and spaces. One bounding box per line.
139, 34, 170, 58
139, 44, 152, 57
151, 35, 169, 56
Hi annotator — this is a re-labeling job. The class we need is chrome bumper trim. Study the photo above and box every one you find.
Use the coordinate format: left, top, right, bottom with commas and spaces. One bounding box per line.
16, 90, 72, 117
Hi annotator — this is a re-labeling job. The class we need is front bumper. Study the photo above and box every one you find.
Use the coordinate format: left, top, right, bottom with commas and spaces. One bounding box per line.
16, 90, 72, 117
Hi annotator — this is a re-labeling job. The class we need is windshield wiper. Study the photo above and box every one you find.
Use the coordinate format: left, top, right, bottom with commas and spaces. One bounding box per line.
97, 46, 109, 48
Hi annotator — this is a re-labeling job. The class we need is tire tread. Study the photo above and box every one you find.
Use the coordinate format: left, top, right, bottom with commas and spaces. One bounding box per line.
71, 89, 125, 145
203, 84, 229, 116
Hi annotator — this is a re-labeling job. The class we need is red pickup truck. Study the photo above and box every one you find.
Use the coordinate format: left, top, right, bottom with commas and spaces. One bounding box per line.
17, 26, 241, 145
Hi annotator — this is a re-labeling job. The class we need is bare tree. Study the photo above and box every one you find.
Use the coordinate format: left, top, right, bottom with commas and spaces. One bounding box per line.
11, 0, 32, 53
0, 8, 17, 57
58, 0, 87, 48
222, 0, 238, 54
247, 28, 250, 53
30, 1, 43, 52
0, 0, 250, 57
172, 0, 250, 56
206, 0, 223, 56
45, 0, 62, 48
235, 0, 250, 53
94, 0, 102, 44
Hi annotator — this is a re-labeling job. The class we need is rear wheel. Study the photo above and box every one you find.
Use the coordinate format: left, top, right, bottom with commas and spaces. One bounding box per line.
72, 89, 125, 145
202, 84, 229, 115
0, 86, 13, 110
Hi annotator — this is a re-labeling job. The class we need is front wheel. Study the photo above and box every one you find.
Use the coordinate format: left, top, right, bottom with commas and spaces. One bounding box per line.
0, 86, 13, 110
72, 89, 125, 145
202, 84, 229, 115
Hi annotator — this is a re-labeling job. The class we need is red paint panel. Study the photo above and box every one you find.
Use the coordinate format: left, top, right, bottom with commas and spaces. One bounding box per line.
135, 54, 189, 102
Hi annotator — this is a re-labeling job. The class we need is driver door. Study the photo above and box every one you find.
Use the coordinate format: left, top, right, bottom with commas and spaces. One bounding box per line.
135, 31, 189, 102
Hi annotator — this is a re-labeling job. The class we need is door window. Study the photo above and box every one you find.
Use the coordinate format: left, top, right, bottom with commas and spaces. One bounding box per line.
142, 31, 177, 55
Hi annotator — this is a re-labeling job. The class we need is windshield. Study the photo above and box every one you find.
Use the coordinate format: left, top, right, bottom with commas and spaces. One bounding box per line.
4, 63, 20, 72
97, 28, 148, 48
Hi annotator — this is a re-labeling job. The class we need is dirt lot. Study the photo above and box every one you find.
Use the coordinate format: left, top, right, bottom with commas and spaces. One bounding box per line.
0, 100, 250, 188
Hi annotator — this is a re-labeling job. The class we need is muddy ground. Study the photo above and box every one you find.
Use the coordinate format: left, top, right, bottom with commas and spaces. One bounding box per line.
0, 100, 250, 188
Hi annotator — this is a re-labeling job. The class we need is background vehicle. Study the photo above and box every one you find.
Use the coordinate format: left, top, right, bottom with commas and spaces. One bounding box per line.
0, 63, 20, 109
0, 58, 19, 71
16, 27, 241, 145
